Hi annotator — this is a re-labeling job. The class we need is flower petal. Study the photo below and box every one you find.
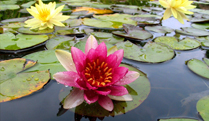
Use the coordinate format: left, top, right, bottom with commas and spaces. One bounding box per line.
53, 71, 80, 87
163, 8, 172, 20
114, 71, 140, 85
108, 94, 133, 101
95, 87, 111, 95
108, 85, 128, 96
113, 67, 128, 79
85, 35, 98, 55
95, 42, 107, 60
112, 49, 124, 67
171, 8, 178, 18
55, 49, 77, 72
105, 54, 117, 68
63, 88, 84, 109
98, 96, 113, 111
71, 47, 86, 72
84, 90, 99, 104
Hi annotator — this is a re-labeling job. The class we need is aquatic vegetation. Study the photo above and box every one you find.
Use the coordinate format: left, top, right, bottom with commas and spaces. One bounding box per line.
53, 35, 140, 111
159, 0, 196, 24
24, 0, 70, 30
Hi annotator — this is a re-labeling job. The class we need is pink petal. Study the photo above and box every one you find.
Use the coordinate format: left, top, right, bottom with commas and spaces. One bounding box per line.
84, 90, 99, 104
75, 78, 87, 90
95, 87, 111, 95
95, 42, 107, 61
86, 48, 97, 62
112, 49, 124, 67
108, 94, 133, 101
86, 82, 98, 90
53, 71, 80, 87
85, 35, 98, 55
108, 85, 128, 96
113, 67, 128, 79
63, 88, 84, 109
114, 71, 140, 85
105, 54, 117, 68
109, 74, 120, 84
55, 49, 77, 72
98, 95, 113, 111
71, 47, 86, 72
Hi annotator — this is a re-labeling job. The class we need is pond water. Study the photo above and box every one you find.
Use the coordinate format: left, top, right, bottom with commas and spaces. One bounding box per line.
0, 0, 209, 121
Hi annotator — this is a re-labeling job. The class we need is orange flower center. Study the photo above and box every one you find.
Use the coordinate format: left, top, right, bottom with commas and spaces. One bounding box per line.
84, 59, 112, 87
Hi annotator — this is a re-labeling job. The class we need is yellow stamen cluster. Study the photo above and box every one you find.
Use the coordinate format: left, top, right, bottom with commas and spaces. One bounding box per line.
84, 59, 112, 87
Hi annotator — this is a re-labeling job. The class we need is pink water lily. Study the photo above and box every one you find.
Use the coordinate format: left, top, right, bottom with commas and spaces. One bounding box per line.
53, 35, 140, 111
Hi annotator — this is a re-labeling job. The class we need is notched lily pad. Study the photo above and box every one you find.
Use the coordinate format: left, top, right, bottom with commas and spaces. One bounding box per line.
59, 64, 150, 117
112, 24, 153, 41
0, 32, 48, 51
196, 96, 209, 121
18, 27, 54, 34
175, 27, 209, 36
196, 36, 209, 47
145, 26, 174, 33
0, 58, 50, 102
154, 36, 201, 50
187, 58, 209, 79
116, 41, 175, 63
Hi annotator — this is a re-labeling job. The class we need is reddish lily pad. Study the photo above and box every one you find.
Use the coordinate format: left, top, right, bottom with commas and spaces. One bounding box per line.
154, 36, 201, 50
112, 24, 153, 41
0, 58, 50, 102
196, 96, 209, 121
116, 41, 175, 63
59, 64, 150, 117
175, 27, 209, 36
187, 58, 209, 79
0, 32, 48, 51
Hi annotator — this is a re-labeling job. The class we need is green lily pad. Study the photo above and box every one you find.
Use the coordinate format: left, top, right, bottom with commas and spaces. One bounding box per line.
64, 19, 82, 27
23, 50, 66, 79
190, 18, 209, 23
56, 27, 85, 35
91, 32, 124, 44
145, 26, 174, 33
154, 36, 201, 50
159, 118, 199, 121
196, 36, 209, 47
82, 18, 116, 29
112, 24, 153, 40
116, 41, 175, 63
0, 32, 48, 51
187, 58, 209, 79
59, 63, 150, 117
196, 96, 209, 121
191, 9, 209, 15
1, 22, 25, 29
18, 27, 54, 34
46, 36, 75, 50
130, 17, 161, 25
1, 17, 29, 24
175, 27, 209, 36
191, 23, 209, 30
21, 1, 36, 8
0, 58, 50, 102
0, 5, 20, 11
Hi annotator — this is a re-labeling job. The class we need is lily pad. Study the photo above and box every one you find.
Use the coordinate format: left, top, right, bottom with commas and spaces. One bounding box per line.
91, 32, 124, 44
23, 50, 66, 79
82, 18, 116, 29
191, 23, 209, 30
196, 96, 209, 121
130, 17, 161, 25
154, 36, 201, 50
159, 118, 199, 121
56, 27, 85, 36
21, 1, 36, 8
116, 41, 175, 63
1, 17, 29, 24
72, 7, 113, 14
175, 27, 209, 36
18, 27, 54, 34
59, 63, 150, 117
187, 58, 209, 79
46, 36, 75, 50
145, 26, 174, 33
112, 24, 153, 40
0, 32, 48, 51
64, 19, 82, 27
0, 5, 20, 11
0, 58, 50, 102
1, 22, 25, 29
196, 36, 209, 47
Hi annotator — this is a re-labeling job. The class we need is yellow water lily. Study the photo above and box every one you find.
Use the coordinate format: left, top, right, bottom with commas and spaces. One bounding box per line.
159, 0, 196, 24
25, 0, 70, 30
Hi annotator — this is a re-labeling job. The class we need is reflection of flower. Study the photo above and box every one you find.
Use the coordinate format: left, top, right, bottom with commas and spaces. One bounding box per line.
25, 0, 69, 30
53, 35, 139, 111
159, 0, 196, 24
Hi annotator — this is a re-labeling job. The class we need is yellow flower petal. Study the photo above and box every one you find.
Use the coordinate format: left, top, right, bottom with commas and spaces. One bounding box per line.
171, 8, 178, 18
159, 0, 169, 8
163, 8, 172, 20
50, 19, 65, 26
176, 12, 184, 24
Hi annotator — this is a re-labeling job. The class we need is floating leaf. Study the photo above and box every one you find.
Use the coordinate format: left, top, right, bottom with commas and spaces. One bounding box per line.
196, 96, 209, 121
159, 118, 199, 121
46, 36, 75, 50
175, 27, 209, 36
154, 36, 201, 50
0, 32, 48, 51
56, 27, 85, 35
112, 24, 153, 40
187, 58, 209, 79
1, 17, 29, 24
64, 19, 82, 27
196, 36, 209, 47
116, 41, 175, 63
82, 18, 115, 29
0, 58, 50, 102
18, 27, 54, 34
191, 23, 209, 30
145, 26, 174, 33
0, 5, 20, 11
72, 7, 113, 14
131, 16, 161, 25
1, 22, 25, 29
59, 63, 150, 117
21, 1, 36, 8
91, 32, 124, 44
23, 50, 66, 79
